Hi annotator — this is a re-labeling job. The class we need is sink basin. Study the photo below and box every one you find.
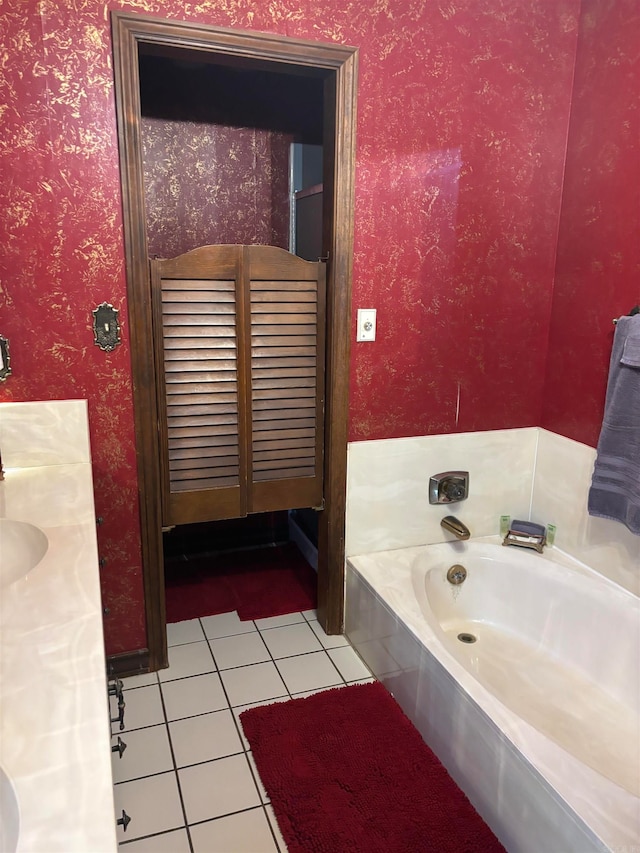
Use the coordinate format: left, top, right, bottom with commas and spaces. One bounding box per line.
0, 767, 19, 853
0, 518, 49, 586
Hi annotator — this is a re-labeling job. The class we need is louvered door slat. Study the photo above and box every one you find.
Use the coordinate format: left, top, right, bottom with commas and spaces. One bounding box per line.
252, 391, 316, 403
253, 356, 317, 368
164, 337, 237, 349
164, 348, 237, 359
254, 426, 316, 438
253, 436, 316, 451
167, 400, 238, 413
251, 281, 317, 290
253, 446, 316, 460
167, 391, 237, 404
171, 445, 239, 460
167, 365, 238, 382
252, 366, 316, 379
168, 434, 238, 450
252, 291, 317, 303
163, 326, 233, 339
168, 423, 239, 438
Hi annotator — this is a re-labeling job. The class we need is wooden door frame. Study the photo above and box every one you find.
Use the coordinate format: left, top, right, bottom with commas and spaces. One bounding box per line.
111, 12, 357, 671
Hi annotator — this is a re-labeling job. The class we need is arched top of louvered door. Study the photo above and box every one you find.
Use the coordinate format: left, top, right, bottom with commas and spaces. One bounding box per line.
151, 245, 325, 527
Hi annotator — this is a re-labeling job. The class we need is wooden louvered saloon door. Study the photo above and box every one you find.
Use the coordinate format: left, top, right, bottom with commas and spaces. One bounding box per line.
151, 245, 326, 527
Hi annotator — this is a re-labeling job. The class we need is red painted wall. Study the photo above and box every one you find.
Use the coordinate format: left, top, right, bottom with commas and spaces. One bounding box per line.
3, 0, 631, 656
541, 0, 640, 446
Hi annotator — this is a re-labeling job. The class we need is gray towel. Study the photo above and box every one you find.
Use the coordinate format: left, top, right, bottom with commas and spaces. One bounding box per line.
588, 315, 640, 535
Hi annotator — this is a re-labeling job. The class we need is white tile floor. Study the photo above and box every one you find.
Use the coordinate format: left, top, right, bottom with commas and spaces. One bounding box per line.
112, 609, 374, 852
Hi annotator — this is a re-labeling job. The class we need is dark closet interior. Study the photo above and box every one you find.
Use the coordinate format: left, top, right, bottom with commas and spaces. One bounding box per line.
138, 47, 324, 623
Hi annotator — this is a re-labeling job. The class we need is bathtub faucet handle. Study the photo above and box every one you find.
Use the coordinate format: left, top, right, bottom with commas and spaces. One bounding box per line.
429, 471, 469, 504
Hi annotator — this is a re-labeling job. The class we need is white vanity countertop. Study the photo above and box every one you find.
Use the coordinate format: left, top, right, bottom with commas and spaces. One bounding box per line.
0, 401, 117, 852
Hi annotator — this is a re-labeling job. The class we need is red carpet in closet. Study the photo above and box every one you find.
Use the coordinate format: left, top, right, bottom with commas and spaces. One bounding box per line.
164, 542, 317, 623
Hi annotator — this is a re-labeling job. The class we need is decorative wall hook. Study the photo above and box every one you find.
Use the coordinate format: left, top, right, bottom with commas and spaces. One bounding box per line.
0, 335, 11, 381
92, 303, 121, 352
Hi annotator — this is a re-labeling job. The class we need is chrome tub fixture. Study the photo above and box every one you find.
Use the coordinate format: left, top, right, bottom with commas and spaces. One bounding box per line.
429, 471, 469, 504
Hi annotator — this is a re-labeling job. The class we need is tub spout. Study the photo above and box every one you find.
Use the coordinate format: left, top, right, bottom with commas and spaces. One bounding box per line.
441, 515, 470, 540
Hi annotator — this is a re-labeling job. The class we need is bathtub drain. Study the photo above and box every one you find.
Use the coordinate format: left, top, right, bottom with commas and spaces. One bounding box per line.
457, 632, 477, 644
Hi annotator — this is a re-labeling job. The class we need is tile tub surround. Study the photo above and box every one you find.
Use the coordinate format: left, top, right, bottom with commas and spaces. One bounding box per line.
531, 429, 639, 595
346, 427, 639, 596
345, 428, 538, 557
345, 555, 638, 853
0, 400, 117, 852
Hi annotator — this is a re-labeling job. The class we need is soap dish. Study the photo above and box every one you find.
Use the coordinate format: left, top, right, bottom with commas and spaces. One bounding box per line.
502, 519, 546, 554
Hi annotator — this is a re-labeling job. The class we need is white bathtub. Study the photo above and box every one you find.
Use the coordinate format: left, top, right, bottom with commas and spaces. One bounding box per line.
345, 537, 640, 853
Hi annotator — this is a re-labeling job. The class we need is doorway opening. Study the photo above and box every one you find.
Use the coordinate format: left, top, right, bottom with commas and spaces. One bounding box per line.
138, 49, 323, 628
111, 13, 357, 670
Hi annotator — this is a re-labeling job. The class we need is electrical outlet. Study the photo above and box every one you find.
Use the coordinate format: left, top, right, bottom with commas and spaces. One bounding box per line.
356, 308, 377, 342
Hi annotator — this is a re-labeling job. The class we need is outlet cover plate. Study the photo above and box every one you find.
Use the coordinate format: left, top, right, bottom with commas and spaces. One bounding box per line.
356, 308, 377, 342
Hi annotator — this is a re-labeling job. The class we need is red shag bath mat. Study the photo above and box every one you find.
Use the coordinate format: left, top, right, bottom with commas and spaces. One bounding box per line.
165, 543, 316, 623
240, 681, 505, 853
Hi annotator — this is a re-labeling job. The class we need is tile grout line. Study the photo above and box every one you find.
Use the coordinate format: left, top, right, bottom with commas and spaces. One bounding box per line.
165, 616, 360, 697
233, 617, 305, 853
252, 616, 348, 694
157, 677, 196, 853
211, 613, 329, 852
200, 615, 289, 853
117, 825, 186, 848
199, 617, 285, 852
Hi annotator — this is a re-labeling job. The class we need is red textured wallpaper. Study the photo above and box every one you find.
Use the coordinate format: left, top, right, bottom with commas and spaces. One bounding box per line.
142, 119, 292, 258
541, 0, 640, 446
2, 0, 630, 656
0, 3, 146, 653
349, 3, 579, 440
